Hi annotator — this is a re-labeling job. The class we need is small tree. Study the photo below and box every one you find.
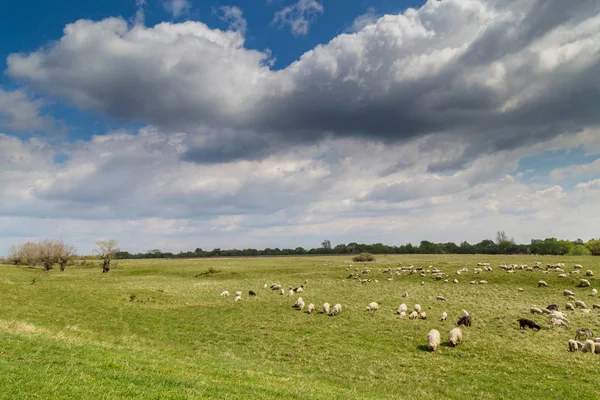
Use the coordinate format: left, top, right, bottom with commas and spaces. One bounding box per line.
57, 242, 77, 271
8, 245, 22, 265
321, 240, 332, 250
37, 240, 60, 271
94, 239, 119, 273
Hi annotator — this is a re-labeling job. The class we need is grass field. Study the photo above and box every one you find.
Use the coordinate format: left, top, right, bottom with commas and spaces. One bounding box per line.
1, 254, 600, 399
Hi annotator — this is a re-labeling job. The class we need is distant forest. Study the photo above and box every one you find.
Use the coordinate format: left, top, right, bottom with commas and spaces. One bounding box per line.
115, 232, 600, 259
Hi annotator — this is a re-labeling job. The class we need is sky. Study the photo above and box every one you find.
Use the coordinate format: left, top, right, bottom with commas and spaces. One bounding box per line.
1, 0, 600, 255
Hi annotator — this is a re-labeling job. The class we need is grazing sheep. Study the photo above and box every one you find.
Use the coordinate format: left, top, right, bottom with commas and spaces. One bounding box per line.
427, 329, 441, 351
234, 291, 242, 297
441, 312, 448, 321
530, 306, 544, 315
462, 310, 469, 317
322, 302, 330, 314
419, 312, 427, 320
581, 308, 591, 314
220, 291, 230, 297
409, 311, 419, 320
436, 296, 447, 301
568, 339, 583, 352
280, 288, 285, 295
249, 290, 257, 297
397, 304, 408, 315
366, 302, 379, 311
264, 283, 268, 289
592, 289, 598, 297
413, 304, 422, 313
582, 340, 595, 353
586, 270, 594, 277
293, 285, 304, 293
518, 318, 541, 330
566, 303, 575, 311
479, 280, 488, 284
593, 304, 600, 309
563, 290, 575, 296
270, 284, 281, 290
579, 279, 591, 287
399, 311, 407, 318
293, 297, 304, 309
575, 300, 587, 309
551, 318, 569, 328
537, 281, 548, 287
448, 327, 463, 346
329, 303, 342, 316
289, 289, 294, 296
402, 291, 408, 298
558, 274, 568, 279
307, 303, 315, 314
234, 295, 241, 302
575, 328, 594, 341
518, 288, 524, 292
546, 304, 559, 311
453, 279, 459, 284
567, 295, 576, 301
574, 264, 583, 269
457, 315, 472, 327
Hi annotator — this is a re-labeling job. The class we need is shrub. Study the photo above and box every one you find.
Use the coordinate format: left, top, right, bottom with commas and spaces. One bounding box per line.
194, 267, 221, 277
569, 245, 591, 256
353, 253, 375, 262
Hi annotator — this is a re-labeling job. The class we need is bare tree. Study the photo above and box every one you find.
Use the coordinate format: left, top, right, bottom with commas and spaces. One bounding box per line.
20, 242, 40, 266
37, 239, 61, 270
57, 242, 77, 271
8, 245, 22, 265
495, 230, 514, 244
94, 239, 119, 273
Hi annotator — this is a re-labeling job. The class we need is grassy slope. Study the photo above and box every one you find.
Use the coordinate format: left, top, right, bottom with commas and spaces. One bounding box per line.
1, 255, 599, 399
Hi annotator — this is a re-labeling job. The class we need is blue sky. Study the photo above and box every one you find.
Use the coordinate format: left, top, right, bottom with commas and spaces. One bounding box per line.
1, 0, 600, 255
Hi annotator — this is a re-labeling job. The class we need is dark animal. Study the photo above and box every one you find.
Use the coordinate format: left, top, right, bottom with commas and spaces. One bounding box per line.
293, 284, 304, 293
546, 304, 559, 311
457, 315, 472, 327
249, 290, 257, 296
575, 328, 594, 340
518, 318, 541, 330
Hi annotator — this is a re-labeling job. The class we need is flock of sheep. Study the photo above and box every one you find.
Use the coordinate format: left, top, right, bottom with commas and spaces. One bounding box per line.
219, 260, 598, 353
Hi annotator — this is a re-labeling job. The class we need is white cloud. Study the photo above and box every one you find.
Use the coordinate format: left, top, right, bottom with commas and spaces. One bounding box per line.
0, 88, 61, 133
217, 6, 247, 34
348, 7, 378, 32
273, 0, 324, 36
164, 0, 190, 18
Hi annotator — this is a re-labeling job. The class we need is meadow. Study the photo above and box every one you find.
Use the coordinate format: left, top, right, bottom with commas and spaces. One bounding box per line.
1, 254, 599, 399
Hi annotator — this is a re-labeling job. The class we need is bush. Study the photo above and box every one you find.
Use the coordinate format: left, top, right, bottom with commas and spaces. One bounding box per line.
353, 253, 375, 262
194, 267, 221, 277
569, 245, 591, 256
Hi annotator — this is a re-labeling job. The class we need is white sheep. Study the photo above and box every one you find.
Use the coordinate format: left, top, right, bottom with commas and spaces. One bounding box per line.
263, 283, 268, 289
586, 270, 594, 277
530, 306, 544, 315
563, 290, 575, 296
537, 280, 548, 287
366, 302, 379, 311
294, 297, 304, 308
575, 300, 587, 309
462, 310, 469, 317
307, 303, 315, 314
419, 312, 427, 320
280, 288, 285, 295
592, 288, 598, 297
441, 312, 448, 321
298, 300, 306, 311
289, 289, 295, 296
402, 291, 408, 297
551, 318, 567, 328
413, 304, 422, 313
448, 327, 463, 347
397, 303, 408, 315
329, 303, 342, 316
234, 295, 241, 302
234, 291, 242, 297
399, 311, 407, 318
453, 279, 459, 284
568, 339, 583, 352
580, 279, 591, 287
220, 291, 230, 297
574, 264, 583, 269
565, 303, 575, 311
558, 274, 568, 279
322, 302, 330, 314
409, 311, 418, 320
582, 340, 595, 353
427, 329, 441, 351
436, 296, 447, 301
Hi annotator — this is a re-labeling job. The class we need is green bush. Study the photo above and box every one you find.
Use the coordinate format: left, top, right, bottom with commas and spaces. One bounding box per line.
569, 244, 591, 256
352, 253, 375, 262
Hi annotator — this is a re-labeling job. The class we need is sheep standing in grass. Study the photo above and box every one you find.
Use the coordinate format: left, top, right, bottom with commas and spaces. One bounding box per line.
436, 296, 447, 302
530, 306, 544, 315
568, 339, 583, 352
307, 303, 315, 314
448, 327, 463, 347
579, 279, 591, 288
220, 291, 230, 297
582, 340, 595, 353
234, 295, 241, 302
329, 303, 342, 316
366, 302, 379, 311
322, 303, 330, 314
586, 270, 594, 277
414, 304, 422, 313
399, 311, 407, 318
566, 303, 575, 311
564, 290, 575, 297
289, 289, 295, 296
419, 312, 427, 320
575, 328, 594, 341
441, 312, 448, 322
427, 329, 441, 351
234, 291, 242, 297
592, 289, 598, 297
293, 297, 304, 309
537, 281, 548, 287
280, 288, 285, 295
397, 304, 408, 315
575, 300, 587, 309
409, 311, 418, 320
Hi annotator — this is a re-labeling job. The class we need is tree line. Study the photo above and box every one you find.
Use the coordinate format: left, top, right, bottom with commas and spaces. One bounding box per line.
114, 233, 600, 259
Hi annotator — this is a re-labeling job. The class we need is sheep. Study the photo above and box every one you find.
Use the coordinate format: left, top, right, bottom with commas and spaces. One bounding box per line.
518, 288, 524, 292
413, 304, 422, 313
249, 290, 257, 297
546, 304, 559, 311
575, 300, 587, 309
402, 291, 408, 298
566, 303, 575, 311
530, 306, 544, 315
479, 280, 488, 284
288, 289, 295, 296
581, 308, 591, 314
592, 289, 598, 297
567, 295, 576, 301
457, 315, 472, 327
270, 284, 281, 290
419, 312, 427, 320
462, 310, 469, 317
399, 311, 407, 318
537, 281, 548, 287
427, 329, 441, 351
436, 296, 447, 301
593, 304, 600, 309
586, 270, 594, 277
220, 291, 230, 297
263, 283, 268, 289
329, 303, 342, 316
448, 327, 463, 347
574, 264, 583, 269
307, 303, 315, 314
563, 290, 575, 296
518, 318, 541, 330
234, 291, 242, 297
322, 302, 330, 314
441, 312, 448, 321
582, 340, 595, 353
234, 295, 241, 302
293, 285, 304, 293
409, 311, 419, 320
397, 303, 408, 315
575, 328, 594, 341
365, 302, 379, 311
558, 274, 568, 279
551, 318, 569, 328
280, 288, 285, 295
568, 339, 583, 352
579, 279, 591, 287
293, 297, 304, 309
453, 279, 459, 284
